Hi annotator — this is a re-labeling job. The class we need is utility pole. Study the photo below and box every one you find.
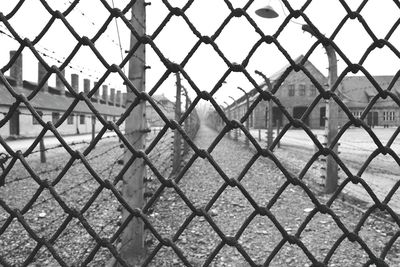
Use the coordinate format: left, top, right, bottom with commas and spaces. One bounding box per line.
302, 24, 338, 193
172, 72, 182, 174
120, 0, 147, 264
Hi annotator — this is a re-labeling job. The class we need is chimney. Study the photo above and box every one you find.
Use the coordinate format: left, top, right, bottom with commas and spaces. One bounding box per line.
116, 90, 121, 106
102, 85, 108, 104
122, 92, 127, 107
83, 78, 90, 95
71, 74, 79, 93
9, 51, 23, 87
94, 81, 100, 102
110, 88, 116, 106
55, 69, 66, 96
38, 62, 48, 92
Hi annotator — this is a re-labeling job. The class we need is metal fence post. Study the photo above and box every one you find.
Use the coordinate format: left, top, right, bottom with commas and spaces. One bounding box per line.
172, 72, 182, 174
120, 0, 147, 264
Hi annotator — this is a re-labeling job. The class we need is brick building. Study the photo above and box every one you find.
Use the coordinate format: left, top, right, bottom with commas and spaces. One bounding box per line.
0, 51, 127, 139
227, 55, 400, 129
0, 51, 177, 139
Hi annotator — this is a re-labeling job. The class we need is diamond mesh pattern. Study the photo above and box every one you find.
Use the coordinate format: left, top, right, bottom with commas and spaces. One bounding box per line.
1, 0, 400, 266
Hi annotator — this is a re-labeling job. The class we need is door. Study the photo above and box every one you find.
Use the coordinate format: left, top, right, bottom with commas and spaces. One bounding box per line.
272, 106, 283, 127
9, 110, 20, 136
367, 111, 378, 127
293, 106, 309, 126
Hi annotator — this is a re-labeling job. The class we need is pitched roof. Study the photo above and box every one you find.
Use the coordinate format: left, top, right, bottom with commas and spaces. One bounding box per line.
269, 55, 327, 83
0, 77, 125, 116
241, 55, 327, 105
339, 75, 400, 106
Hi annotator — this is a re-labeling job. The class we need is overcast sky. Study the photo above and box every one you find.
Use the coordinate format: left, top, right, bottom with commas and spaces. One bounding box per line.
1, 0, 400, 105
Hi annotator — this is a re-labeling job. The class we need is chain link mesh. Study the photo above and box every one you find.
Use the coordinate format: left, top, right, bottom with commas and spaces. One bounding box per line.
1, 0, 400, 266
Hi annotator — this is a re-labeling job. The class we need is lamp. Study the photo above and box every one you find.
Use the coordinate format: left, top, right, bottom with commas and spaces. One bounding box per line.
255, 4, 279, 18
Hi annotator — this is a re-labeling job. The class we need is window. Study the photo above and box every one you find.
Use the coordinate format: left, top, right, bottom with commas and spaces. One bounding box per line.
67, 114, 74, 125
352, 111, 362, 118
52, 112, 60, 124
309, 85, 317, 96
383, 111, 396, 121
288, 84, 295, 96
32, 111, 43, 125
80, 114, 86, 124
299, 84, 306, 96
104, 115, 108, 122
389, 111, 396, 121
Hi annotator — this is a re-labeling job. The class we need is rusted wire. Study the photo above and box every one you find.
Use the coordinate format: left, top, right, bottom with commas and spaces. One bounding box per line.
1, 0, 399, 266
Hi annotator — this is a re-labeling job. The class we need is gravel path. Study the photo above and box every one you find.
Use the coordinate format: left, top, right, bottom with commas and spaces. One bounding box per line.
2, 124, 400, 266
147, 124, 400, 266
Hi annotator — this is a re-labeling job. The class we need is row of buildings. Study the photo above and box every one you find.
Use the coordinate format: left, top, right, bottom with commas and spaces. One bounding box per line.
0, 51, 175, 139
225, 55, 400, 130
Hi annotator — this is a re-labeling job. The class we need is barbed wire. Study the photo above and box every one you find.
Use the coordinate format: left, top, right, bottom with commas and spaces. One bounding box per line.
0, 25, 103, 82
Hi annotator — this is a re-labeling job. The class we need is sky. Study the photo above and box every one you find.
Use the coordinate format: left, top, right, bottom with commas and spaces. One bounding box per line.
1, 0, 400, 107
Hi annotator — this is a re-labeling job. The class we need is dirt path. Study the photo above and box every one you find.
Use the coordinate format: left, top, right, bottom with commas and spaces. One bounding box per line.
146, 124, 400, 266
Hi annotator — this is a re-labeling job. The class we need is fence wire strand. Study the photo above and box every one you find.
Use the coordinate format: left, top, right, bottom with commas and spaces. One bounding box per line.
1, 0, 400, 266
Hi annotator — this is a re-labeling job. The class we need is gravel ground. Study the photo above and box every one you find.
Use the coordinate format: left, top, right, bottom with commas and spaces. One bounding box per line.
144, 124, 400, 266
0, 129, 173, 266
2, 124, 400, 266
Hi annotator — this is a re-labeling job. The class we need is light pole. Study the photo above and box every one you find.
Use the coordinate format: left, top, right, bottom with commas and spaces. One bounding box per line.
237, 87, 250, 146
228, 96, 239, 141
255, 70, 274, 149
302, 24, 339, 194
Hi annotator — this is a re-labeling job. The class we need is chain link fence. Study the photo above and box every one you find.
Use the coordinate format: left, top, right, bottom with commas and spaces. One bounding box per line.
1, 0, 400, 266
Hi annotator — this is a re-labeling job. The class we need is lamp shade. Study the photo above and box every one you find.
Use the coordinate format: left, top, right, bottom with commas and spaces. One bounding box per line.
255, 5, 279, 18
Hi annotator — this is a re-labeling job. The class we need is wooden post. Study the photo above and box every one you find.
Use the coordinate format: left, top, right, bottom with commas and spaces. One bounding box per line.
120, 0, 147, 264
172, 73, 182, 174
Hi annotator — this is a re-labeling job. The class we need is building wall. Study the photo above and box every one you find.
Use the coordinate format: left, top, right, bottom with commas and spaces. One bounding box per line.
0, 106, 10, 137
251, 63, 327, 129
347, 105, 399, 128
0, 106, 124, 139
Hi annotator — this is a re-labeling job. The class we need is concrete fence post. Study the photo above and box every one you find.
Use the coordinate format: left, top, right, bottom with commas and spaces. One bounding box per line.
119, 0, 147, 264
